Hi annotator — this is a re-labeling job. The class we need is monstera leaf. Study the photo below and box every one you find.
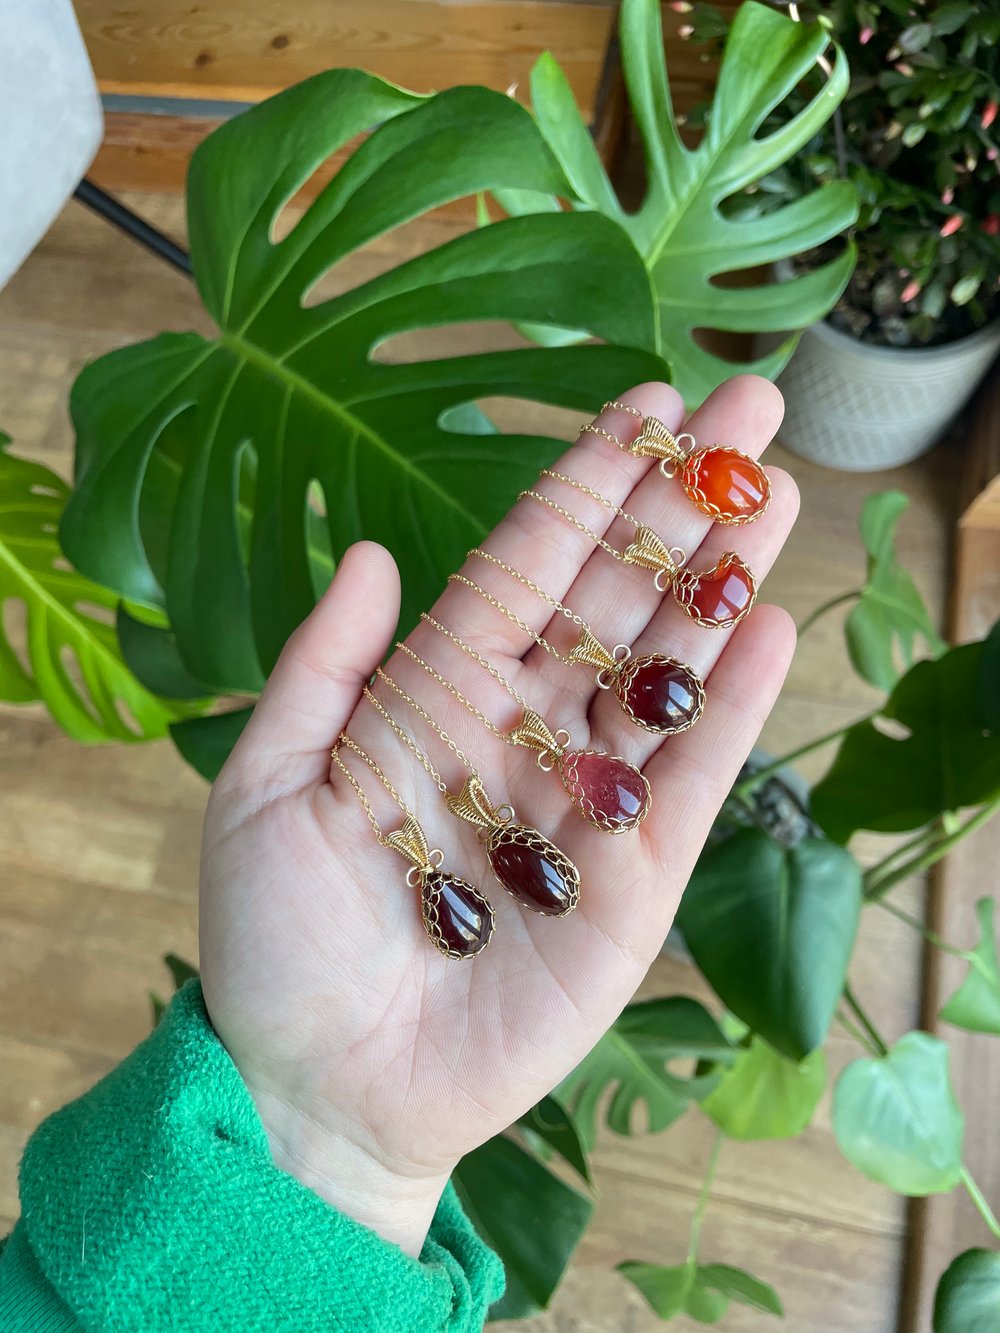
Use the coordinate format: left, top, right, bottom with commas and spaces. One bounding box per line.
0, 436, 189, 742
494, 0, 858, 401
61, 73, 666, 692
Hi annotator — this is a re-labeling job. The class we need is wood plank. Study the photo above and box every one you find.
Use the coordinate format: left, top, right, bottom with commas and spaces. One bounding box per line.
902, 365, 1000, 1331
78, 0, 616, 112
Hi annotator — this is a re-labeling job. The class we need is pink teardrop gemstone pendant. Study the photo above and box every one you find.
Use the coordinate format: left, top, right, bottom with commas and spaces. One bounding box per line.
421, 870, 495, 959
558, 749, 651, 833
615, 654, 706, 736
681, 447, 769, 525
673, 553, 756, 630
487, 825, 581, 917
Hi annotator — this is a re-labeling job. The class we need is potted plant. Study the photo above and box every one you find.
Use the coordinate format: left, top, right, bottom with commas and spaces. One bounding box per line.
685, 0, 1000, 469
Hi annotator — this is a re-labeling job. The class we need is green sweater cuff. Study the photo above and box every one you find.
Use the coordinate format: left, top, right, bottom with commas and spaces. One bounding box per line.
1, 981, 504, 1332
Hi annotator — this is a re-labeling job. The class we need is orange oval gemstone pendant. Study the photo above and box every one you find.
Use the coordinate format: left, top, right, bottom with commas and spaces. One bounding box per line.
672, 553, 756, 630
681, 446, 770, 525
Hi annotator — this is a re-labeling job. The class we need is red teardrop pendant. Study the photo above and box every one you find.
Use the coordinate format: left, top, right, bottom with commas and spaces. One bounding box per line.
681, 447, 769, 525
487, 824, 581, 916
558, 749, 651, 833
615, 654, 706, 735
673, 553, 756, 629
421, 870, 495, 959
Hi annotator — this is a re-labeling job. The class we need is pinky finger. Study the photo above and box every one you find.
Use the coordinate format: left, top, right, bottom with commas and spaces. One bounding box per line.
642, 604, 798, 889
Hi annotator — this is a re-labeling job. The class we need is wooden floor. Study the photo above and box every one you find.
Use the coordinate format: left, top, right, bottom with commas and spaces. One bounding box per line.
0, 194, 960, 1330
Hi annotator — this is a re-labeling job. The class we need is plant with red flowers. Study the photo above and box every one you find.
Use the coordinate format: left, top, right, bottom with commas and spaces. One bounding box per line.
682, 0, 1000, 346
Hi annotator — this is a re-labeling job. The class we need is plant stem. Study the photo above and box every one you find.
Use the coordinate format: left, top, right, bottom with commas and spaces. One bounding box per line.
843, 982, 889, 1057
732, 711, 879, 796
961, 1166, 1000, 1241
862, 826, 941, 887
835, 1007, 879, 1054
864, 798, 1000, 901
873, 898, 968, 958
796, 588, 862, 637
687, 1130, 725, 1265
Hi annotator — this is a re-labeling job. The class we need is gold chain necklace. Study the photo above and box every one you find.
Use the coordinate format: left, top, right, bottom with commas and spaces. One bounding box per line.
367, 672, 580, 918
331, 735, 494, 960
522, 471, 757, 630
452, 550, 706, 738
415, 615, 651, 834
581, 400, 771, 526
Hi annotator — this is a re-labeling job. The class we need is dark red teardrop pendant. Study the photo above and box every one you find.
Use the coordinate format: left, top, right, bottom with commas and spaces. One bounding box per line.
681, 447, 769, 525
673, 553, 756, 629
558, 749, 651, 833
615, 654, 706, 735
421, 870, 495, 959
487, 825, 581, 917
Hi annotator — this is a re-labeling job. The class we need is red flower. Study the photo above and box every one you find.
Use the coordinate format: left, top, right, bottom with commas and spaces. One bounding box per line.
983, 215, 1000, 237
983, 100, 999, 131
900, 280, 922, 303
940, 215, 964, 237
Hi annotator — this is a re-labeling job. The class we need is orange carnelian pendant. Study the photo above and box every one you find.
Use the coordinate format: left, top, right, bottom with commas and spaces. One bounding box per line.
630, 418, 770, 526
621, 528, 757, 630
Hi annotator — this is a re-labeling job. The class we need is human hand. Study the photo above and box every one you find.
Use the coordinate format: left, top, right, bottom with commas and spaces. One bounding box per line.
199, 376, 798, 1256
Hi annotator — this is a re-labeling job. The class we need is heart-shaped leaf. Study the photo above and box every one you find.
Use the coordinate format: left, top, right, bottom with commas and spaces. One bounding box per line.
940, 898, 1000, 1036
833, 1031, 964, 1195
453, 1133, 592, 1320
703, 1035, 826, 1140
933, 1249, 1000, 1333
502, 0, 858, 402
845, 491, 945, 690
61, 74, 666, 693
557, 997, 736, 1149
170, 707, 254, 782
812, 633, 1000, 842
0, 436, 190, 742
619, 1259, 783, 1323
677, 829, 863, 1060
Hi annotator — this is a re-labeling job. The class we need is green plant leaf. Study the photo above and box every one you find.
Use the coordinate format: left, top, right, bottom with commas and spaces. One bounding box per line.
61, 74, 666, 693
619, 1260, 783, 1323
697, 1264, 784, 1316
0, 436, 189, 742
703, 1035, 826, 1140
833, 1031, 964, 1195
677, 830, 863, 1060
557, 997, 736, 1149
517, 1094, 592, 1184
164, 953, 199, 991
940, 898, 1000, 1036
933, 1249, 1000, 1333
170, 707, 254, 781
812, 633, 1000, 842
519, 0, 858, 402
117, 605, 216, 700
978, 620, 1000, 732
845, 491, 945, 690
453, 1134, 592, 1320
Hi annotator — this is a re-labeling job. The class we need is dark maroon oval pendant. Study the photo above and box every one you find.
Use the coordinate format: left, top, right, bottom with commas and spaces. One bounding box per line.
487, 824, 581, 917
558, 749, 651, 833
615, 654, 706, 736
421, 870, 495, 959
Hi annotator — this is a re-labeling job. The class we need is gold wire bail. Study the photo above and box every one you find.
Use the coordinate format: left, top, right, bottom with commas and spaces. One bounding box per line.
506, 706, 570, 772
445, 775, 514, 833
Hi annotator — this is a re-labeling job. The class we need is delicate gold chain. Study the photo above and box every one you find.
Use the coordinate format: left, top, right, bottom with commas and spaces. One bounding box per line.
579, 399, 643, 446
539, 469, 641, 527
395, 638, 502, 738
520, 488, 621, 559
468, 549, 588, 629
421, 614, 528, 715
331, 734, 410, 845
376, 665, 481, 781
447, 571, 578, 665
363, 684, 447, 794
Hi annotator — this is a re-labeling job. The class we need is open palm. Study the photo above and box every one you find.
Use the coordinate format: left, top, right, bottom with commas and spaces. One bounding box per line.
199, 376, 798, 1254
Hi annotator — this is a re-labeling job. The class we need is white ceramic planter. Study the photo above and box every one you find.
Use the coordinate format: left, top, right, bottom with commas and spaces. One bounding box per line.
775, 314, 1000, 471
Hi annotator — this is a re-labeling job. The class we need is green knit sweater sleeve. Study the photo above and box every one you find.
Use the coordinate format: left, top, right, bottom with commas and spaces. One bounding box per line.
0, 981, 504, 1332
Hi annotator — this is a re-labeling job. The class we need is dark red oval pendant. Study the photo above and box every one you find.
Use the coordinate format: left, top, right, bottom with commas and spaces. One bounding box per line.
681, 447, 769, 525
487, 824, 581, 917
421, 870, 495, 959
558, 749, 651, 833
615, 654, 706, 735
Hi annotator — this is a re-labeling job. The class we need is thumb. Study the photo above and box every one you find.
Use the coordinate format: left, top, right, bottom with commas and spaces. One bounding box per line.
224, 541, 401, 789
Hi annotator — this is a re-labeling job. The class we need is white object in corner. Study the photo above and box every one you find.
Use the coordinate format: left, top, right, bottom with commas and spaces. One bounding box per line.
0, 0, 103, 292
